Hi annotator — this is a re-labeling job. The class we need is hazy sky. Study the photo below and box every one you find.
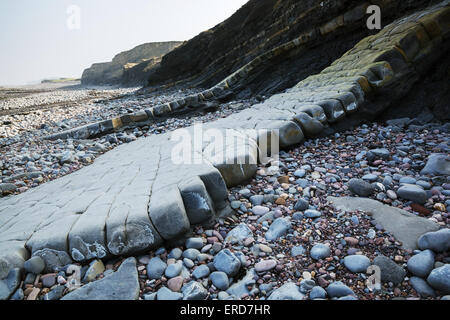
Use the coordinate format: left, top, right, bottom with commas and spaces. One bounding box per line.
0, 0, 248, 86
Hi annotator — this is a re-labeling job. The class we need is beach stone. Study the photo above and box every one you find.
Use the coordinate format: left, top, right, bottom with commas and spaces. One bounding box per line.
33, 249, 72, 273
268, 282, 305, 300
0, 268, 21, 300
255, 259, 277, 272
294, 198, 309, 211
82, 259, 105, 282
252, 206, 270, 216
182, 281, 208, 300
167, 276, 184, 292
183, 248, 200, 261
210, 272, 229, 290
147, 257, 167, 280
305, 209, 322, 218
249, 195, 264, 206
367, 148, 390, 161
10, 288, 24, 300
61, 257, 139, 300
299, 279, 315, 293
420, 154, 450, 176
265, 218, 291, 241
185, 238, 204, 249
43, 285, 65, 300
326, 281, 355, 298
373, 255, 406, 285
157, 287, 183, 300
328, 197, 439, 250
225, 223, 252, 244
226, 269, 256, 299
192, 265, 210, 279
310, 244, 331, 260
397, 184, 427, 204
410, 276, 436, 298
213, 249, 241, 277
23, 256, 45, 275
291, 245, 306, 257
41, 273, 57, 288
407, 250, 435, 278
427, 264, 450, 294
168, 248, 183, 260
309, 286, 327, 299
343, 255, 371, 273
348, 178, 374, 197
165, 261, 182, 278
418, 229, 450, 253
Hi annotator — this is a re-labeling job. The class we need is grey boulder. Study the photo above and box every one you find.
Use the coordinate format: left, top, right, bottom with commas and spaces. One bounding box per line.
420, 153, 450, 176
265, 218, 291, 241
418, 229, 450, 253
213, 249, 241, 277
427, 264, 450, 294
268, 282, 305, 300
407, 250, 435, 278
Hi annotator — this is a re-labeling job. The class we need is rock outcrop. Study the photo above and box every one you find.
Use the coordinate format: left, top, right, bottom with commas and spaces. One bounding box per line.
81, 41, 182, 86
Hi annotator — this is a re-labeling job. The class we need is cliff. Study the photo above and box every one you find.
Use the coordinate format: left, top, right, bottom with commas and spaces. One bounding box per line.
81, 41, 182, 86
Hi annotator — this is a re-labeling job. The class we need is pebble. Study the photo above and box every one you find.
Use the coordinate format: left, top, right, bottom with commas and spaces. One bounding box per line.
310, 244, 331, 260
343, 255, 371, 273
147, 257, 167, 280
213, 249, 241, 277
210, 271, 229, 290
255, 260, 277, 272
192, 265, 210, 279
407, 249, 435, 278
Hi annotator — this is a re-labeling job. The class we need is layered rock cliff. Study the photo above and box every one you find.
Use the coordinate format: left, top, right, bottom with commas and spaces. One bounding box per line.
146, 0, 434, 98
81, 41, 182, 86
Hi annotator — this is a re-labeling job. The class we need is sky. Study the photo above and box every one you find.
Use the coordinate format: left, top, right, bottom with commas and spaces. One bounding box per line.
0, 0, 248, 86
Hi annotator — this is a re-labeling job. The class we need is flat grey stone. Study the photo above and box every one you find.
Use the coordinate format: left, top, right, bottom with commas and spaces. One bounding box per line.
268, 282, 305, 300
61, 257, 139, 300
328, 197, 439, 250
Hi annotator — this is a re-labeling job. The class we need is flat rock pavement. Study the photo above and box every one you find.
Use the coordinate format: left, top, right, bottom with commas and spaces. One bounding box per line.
327, 196, 440, 250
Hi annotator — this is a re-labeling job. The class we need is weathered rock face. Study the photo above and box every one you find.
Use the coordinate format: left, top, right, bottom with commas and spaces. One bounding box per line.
146, 0, 432, 97
81, 42, 182, 86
